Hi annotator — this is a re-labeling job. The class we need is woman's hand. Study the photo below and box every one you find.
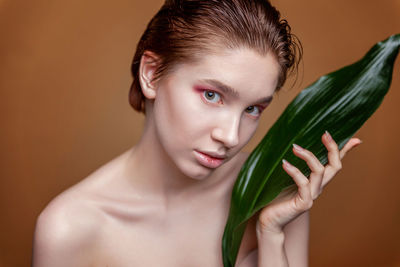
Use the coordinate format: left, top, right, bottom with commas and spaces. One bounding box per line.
256, 131, 362, 235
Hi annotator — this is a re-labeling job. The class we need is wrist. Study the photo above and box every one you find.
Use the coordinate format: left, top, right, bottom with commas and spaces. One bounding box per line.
257, 229, 285, 245
256, 220, 284, 238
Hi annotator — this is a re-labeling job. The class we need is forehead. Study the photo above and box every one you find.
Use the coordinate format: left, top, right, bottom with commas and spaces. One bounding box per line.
168, 48, 280, 99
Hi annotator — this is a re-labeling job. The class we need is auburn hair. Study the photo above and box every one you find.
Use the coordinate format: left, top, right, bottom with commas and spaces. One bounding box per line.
129, 0, 302, 113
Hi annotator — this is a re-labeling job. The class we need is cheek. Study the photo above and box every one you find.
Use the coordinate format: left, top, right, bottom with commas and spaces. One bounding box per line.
155, 88, 209, 144
238, 120, 259, 147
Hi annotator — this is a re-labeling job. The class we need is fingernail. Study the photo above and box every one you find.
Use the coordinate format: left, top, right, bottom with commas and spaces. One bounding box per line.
282, 159, 291, 167
354, 139, 363, 147
292, 143, 303, 151
325, 130, 332, 141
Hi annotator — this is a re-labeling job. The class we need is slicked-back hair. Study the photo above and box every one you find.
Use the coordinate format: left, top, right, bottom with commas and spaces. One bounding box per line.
129, 0, 302, 113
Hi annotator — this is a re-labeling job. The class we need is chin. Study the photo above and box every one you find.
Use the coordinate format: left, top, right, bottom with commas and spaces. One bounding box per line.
188, 168, 214, 180
180, 163, 215, 180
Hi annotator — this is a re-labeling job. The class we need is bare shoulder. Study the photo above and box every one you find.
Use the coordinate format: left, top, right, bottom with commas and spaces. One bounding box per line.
32, 148, 139, 266
32, 189, 104, 267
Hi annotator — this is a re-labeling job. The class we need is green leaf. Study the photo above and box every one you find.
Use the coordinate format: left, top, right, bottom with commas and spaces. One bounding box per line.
222, 34, 400, 267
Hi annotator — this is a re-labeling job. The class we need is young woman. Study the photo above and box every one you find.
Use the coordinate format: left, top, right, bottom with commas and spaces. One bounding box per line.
32, 0, 361, 266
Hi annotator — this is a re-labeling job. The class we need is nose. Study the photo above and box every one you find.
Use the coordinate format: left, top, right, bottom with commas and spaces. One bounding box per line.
211, 114, 240, 148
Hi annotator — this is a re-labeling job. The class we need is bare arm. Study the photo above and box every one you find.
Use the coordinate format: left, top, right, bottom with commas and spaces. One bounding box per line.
238, 211, 309, 267
283, 211, 309, 266
256, 230, 288, 267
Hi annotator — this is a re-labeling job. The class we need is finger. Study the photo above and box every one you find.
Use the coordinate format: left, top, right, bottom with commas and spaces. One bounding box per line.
282, 159, 313, 210
292, 143, 324, 198
339, 137, 362, 159
319, 131, 343, 188
322, 130, 342, 171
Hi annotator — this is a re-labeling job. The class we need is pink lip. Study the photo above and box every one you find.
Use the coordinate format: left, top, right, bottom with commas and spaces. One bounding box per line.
194, 150, 226, 169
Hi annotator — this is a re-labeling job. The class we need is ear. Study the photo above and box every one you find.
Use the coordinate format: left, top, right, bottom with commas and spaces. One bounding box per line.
139, 51, 161, 100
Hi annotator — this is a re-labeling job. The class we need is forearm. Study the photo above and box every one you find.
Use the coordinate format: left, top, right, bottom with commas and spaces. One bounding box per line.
238, 211, 310, 267
236, 232, 288, 267
282, 211, 309, 267
256, 211, 309, 267
257, 230, 289, 267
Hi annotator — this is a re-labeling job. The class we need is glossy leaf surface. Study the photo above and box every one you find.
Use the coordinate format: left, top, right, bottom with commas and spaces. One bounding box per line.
222, 34, 400, 267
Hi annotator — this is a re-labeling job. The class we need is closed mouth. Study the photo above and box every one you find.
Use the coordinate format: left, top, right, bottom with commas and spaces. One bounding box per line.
193, 150, 226, 169
196, 150, 226, 159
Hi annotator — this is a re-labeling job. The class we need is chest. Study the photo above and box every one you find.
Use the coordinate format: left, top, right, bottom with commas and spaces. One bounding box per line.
91, 202, 230, 266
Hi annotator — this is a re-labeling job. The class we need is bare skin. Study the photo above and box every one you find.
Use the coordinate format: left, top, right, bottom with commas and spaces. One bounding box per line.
32, 48, 360, 267
33, 148, 251, 266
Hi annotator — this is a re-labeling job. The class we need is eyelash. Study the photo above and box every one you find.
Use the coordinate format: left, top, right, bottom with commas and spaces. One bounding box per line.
200, 89, 265, 118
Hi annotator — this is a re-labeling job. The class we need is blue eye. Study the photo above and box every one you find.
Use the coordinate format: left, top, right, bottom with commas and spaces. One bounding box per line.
203, 90, 221, 103
245, 106, 261, 117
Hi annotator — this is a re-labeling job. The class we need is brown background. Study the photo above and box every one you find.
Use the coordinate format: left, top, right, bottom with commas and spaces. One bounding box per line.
1, 0, 399, 266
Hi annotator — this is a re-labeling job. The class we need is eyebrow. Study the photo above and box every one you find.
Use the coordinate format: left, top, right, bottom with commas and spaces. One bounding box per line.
199, 78, 274, 104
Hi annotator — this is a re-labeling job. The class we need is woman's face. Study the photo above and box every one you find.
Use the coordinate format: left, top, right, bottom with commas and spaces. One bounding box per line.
151, 48, 280, 180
